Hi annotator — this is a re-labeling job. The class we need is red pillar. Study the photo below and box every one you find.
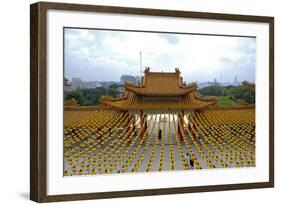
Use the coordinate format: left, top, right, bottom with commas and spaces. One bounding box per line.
133, 115, 136, 132
193, 123, 197, 131
178, 112, 184, 142
140, 110, 144, 138
181, 110, 184, 129
192, 131, 195, 139
140, 110, 143, 127
144, 114, 148, 130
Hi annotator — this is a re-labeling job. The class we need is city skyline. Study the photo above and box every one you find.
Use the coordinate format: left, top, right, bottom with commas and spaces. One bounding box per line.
64, 28, 256, 83
66, 74, 246, 84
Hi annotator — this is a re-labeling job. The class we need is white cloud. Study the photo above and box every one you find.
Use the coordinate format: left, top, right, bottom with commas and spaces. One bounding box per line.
64, 28, 256, 83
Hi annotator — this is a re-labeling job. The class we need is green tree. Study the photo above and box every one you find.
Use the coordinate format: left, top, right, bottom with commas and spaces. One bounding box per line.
108, 84, 118, 89
64, 87, 107, 106
198, 86, 223, 96
198, 85, 255, 105
217, 96, 235, 106
107, 88, 117, 98
229, 86, 255, 104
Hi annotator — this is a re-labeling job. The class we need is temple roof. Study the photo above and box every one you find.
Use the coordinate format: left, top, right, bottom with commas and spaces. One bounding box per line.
100, 91, 217, 110
100, 68, 217, 110
125, 68, 196, 96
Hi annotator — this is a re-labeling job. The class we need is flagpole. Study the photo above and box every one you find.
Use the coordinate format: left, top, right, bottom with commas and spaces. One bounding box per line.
140, 51, 142, 85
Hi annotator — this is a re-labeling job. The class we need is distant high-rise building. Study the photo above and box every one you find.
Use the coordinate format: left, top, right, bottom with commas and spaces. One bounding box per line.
82, 81, 102, 89
116, 87, 125, 97
64, 77, 73, 91
136, 76, 141, 85
72, 77, 82, 90
120, 75, 137, 85
234, 76, 240, 86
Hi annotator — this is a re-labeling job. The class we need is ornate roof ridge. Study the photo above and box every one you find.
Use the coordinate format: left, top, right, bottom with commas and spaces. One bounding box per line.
180, 82, 197, 89
144, 67, 181, 75
124, 81, 144, 88
194, 92, 218, 102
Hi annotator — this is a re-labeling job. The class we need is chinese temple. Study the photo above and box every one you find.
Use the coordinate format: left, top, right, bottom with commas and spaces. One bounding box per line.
63, 68, 255, 176
100, 67, 217, 110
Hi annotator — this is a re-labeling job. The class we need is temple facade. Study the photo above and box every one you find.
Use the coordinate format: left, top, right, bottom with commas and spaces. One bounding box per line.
100, 68, 217, 110
98, 68, 218, 142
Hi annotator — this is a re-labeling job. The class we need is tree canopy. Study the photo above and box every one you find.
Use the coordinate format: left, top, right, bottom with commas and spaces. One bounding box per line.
64, 87, 110, 106
198, 85, 255, 105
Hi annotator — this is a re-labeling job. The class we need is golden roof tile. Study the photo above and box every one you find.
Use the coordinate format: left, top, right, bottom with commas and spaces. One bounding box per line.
125, 68, 197, 96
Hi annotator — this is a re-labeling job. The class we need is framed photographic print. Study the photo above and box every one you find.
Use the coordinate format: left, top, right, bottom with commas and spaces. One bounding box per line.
30, 1, 274, 202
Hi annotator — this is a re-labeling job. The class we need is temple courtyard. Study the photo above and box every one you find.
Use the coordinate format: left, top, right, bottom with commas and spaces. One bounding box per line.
63, 68, 255, 176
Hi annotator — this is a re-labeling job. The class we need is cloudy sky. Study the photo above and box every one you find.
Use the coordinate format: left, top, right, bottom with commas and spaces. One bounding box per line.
64, 28, 256, 83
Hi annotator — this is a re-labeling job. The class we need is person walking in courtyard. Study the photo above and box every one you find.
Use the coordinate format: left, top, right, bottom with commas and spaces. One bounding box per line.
190, 157, 194, 169
186, 153, 190, 167
158, 129, 162, 140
